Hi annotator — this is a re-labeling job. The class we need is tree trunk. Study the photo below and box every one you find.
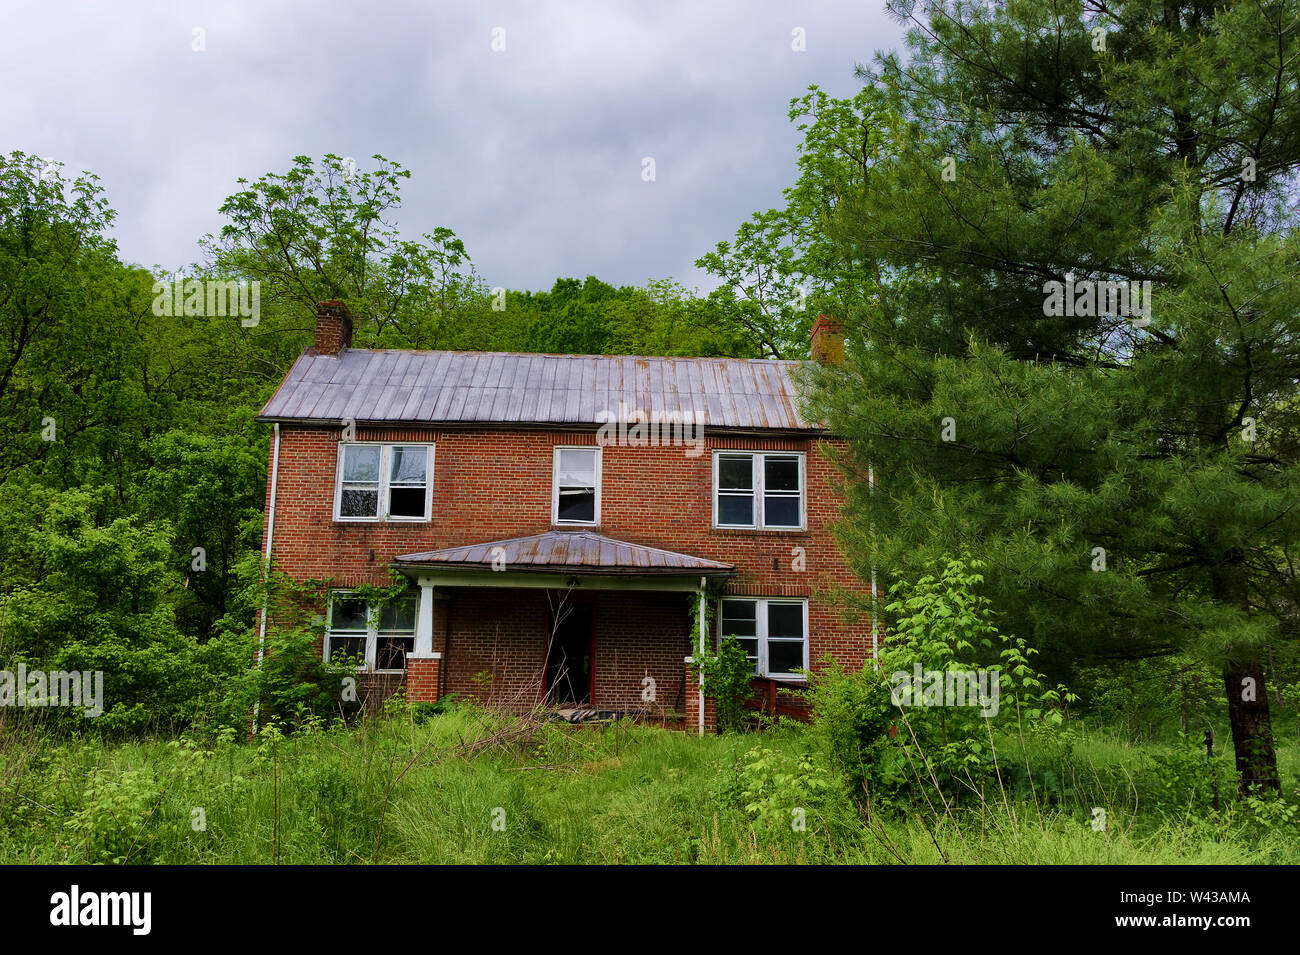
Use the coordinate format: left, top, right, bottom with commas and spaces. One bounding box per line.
1222, 657, 1281, 795
1211, 563, 1284, 795
1213, 562, 1281, 795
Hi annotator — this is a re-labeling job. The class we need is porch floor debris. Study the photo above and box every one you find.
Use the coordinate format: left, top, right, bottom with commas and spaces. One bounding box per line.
547, 707, 652, 724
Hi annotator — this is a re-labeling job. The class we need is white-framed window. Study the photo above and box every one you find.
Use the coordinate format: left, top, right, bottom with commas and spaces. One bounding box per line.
552, 446, 601, 525
325, 592, 419, 672
718, 597, 809, 678
713, 451, 805, 529
334, 443, 434, 521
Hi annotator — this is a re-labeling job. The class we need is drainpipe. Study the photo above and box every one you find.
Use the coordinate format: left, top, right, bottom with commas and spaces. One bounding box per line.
253, 422, 282, 732
869, 464, 878, 669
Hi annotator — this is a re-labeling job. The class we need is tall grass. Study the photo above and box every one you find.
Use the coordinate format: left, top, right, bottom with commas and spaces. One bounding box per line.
0, 703, 1295, 864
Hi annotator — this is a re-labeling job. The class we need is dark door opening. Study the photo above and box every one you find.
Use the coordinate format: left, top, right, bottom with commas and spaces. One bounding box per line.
545, 602, 593, 705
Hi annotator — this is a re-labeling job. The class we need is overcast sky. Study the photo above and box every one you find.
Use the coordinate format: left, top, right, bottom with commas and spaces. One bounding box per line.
4, 0, 904, 293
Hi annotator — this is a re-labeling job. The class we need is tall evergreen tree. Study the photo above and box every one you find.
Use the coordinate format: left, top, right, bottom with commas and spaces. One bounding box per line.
806, 0, 1300, 792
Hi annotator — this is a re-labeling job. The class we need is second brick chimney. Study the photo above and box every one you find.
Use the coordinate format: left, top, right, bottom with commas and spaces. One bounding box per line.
315, 300, 353, 356
810, 314, 845, 364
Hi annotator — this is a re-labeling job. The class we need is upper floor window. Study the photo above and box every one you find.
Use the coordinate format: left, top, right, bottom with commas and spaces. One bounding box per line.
335, 443, 433, 521
553, 447, 601, 525
718, 597, 808, 678
713, 451, 804, 529
325, 593, 418, 672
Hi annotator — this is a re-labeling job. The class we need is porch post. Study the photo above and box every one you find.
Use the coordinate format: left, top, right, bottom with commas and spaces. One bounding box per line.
408, 581, 443, 703
415, 581, 436, 657
696, 580, 706, 736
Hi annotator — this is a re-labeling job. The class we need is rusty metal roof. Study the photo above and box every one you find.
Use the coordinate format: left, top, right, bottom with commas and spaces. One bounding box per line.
394, 531, 734, 576
257, 348, 818, 431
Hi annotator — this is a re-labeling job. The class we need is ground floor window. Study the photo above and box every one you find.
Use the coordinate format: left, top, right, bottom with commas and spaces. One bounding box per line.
325, 592, 418, 672
717, 598, 808, 678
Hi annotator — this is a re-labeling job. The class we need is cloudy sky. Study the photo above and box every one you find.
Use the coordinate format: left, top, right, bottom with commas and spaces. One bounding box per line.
4, 0, 904, 293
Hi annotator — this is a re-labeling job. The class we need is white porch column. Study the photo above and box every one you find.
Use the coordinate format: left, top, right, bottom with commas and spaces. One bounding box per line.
415, 581, 437, 657
696, 579, 707, 736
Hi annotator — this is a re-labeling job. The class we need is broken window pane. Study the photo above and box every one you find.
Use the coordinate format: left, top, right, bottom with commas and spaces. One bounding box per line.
375, 636, 414, 671
378, 597, 418, 632
342, 445, 381, 482
330, 598, 368, 631
388, 486, 425, 518
341, 487, 379, 517
327, 636, 365, 664
557, 487, 595, 522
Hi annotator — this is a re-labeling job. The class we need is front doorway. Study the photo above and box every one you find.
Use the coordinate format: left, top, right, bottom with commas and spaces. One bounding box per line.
545, 601, 593, 705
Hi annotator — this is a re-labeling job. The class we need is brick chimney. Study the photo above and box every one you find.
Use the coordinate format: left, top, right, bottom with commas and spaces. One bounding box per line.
315, 300, 353, 356
810, 314, 845, 364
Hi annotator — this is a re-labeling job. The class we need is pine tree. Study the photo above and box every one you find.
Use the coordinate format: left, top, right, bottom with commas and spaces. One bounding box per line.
810, 0, 1300, 793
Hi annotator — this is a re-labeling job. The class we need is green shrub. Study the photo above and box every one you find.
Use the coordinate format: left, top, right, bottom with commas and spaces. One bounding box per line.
804, 658, 903, 804
690, 635, 754, 734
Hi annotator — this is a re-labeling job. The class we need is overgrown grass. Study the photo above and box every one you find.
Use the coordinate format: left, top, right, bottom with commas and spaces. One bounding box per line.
0, 703, 1296, 864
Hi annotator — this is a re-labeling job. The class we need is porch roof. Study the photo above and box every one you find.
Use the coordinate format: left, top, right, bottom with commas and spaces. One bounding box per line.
393, 530, 734, 577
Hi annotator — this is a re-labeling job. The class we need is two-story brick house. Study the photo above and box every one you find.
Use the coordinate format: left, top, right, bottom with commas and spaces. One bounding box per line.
255, 302, 874, 732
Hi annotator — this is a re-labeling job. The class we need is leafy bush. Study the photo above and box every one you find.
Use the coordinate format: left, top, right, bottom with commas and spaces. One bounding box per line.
732, 745, 833, 837
804, 658, 903, 804
211, 625, 361, 733
878, 554, 1074, 800
690, 635, 754, 734
804, 555, 1075, 811
0, 486, 239, 734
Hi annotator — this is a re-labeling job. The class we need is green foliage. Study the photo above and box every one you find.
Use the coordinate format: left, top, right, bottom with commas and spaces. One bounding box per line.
731, 745, 833, 837
1076, 657, 1222, 740
142, 431, 265, 639
202, 153, 476, 342
690, 636, 754, 734
696, 85, 891, 358
772, 0, 1300, 793
0, 486, 231, 733
803, 557, 1074, 810
881, 555, 1074, 797
64, 768, 166, 864
803, 658, 902, 802
3, 716, 1296, 865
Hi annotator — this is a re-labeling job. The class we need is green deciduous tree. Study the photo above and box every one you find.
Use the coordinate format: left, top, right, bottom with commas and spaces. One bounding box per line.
202, 153, 480, 347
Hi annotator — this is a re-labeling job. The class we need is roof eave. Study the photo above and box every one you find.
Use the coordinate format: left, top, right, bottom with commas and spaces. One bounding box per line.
252, 415, 829, 437
391, 560, 734, 576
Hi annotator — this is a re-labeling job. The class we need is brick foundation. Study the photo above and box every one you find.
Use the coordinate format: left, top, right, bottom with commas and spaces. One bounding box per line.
406, 655, 441, 703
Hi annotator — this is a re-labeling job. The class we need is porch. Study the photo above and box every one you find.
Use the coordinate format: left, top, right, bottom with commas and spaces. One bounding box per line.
392, 531, 734, 733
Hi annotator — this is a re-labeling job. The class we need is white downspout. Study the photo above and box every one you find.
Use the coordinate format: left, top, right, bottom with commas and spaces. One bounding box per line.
253, 422, 282, 732
869, 463, 878, 669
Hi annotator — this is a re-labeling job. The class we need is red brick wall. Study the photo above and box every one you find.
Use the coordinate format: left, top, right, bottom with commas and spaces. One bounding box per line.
592, 591, 693, 713
423, 589, 690, 714
405, 657, 440, 703
260, 423, 876, 707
